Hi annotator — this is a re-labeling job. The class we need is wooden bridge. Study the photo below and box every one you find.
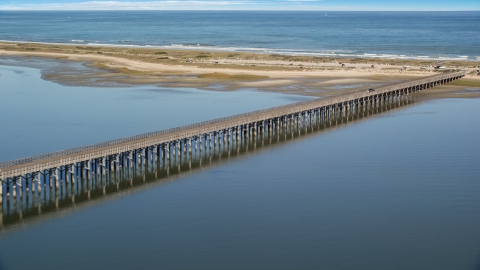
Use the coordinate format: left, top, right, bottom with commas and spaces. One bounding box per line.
0, 96, 422, 229
0, 71, 466, 201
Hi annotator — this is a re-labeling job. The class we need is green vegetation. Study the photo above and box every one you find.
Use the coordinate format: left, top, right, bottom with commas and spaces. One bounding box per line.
196, 55, 210, 58
155, 52, 167, 55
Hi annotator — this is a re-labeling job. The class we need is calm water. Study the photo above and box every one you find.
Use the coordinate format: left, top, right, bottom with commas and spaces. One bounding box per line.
0, 93, 479, 269
1, 11, 479, 61
0, 61, 311, 162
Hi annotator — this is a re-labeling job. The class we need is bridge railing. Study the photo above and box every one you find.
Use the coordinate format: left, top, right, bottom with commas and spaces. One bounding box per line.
0, 71, 465, 170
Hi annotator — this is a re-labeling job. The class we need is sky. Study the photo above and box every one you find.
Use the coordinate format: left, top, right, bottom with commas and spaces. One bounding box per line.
0, 0, 478, 11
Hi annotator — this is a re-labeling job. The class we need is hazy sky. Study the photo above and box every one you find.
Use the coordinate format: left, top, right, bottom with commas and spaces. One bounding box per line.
0, 0, 478, 11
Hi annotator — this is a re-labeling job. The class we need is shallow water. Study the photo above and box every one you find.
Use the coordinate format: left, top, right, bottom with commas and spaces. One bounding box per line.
0, 63, 311, 161
0, 62, 479, 269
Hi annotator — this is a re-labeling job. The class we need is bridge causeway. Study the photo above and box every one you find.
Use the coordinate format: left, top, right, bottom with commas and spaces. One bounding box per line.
0, 71, 466, 202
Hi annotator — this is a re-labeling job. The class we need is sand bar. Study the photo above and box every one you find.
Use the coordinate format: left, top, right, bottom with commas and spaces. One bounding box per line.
1, 41, 479, 98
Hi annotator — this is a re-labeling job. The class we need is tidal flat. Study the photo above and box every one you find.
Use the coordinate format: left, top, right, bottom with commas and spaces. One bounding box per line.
2, 42, 479, 98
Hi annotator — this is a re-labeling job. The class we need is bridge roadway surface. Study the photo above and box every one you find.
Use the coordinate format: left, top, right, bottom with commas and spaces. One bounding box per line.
0, 71, 467, 180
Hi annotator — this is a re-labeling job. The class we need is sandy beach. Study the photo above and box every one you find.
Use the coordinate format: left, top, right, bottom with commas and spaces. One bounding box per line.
1, 41, 479, 98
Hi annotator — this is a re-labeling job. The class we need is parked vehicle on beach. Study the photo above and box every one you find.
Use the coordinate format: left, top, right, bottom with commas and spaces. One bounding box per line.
435, 65, 446, 69
367, 88, 375, 93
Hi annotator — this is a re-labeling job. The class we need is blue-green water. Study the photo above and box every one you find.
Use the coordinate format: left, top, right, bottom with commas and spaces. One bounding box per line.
0, 61, 479, 269
1, 11, 479, 61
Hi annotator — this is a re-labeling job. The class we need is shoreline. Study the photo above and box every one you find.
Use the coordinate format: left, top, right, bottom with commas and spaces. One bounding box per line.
3, 39, 480, 63
1, 41, 479, 98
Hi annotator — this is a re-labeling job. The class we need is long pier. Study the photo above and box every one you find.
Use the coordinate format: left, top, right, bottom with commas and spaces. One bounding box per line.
2, 95, 421, 229
0, 71, 466, 202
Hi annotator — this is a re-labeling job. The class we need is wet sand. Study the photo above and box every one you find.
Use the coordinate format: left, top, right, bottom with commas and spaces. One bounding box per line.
1, 41, 479, 98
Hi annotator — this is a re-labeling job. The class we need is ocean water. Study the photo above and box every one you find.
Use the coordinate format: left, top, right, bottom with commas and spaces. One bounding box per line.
1, 11, 479, 61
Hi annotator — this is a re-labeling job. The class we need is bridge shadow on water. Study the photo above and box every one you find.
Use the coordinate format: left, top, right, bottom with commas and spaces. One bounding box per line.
0, 96, 422, 233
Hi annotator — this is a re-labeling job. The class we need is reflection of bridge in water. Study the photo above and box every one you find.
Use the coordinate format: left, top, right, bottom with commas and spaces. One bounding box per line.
0, 71, 466, 229
2, 96, 422, 229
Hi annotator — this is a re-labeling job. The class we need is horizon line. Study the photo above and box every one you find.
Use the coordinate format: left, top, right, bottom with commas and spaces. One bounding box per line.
0, 9, 479, 11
